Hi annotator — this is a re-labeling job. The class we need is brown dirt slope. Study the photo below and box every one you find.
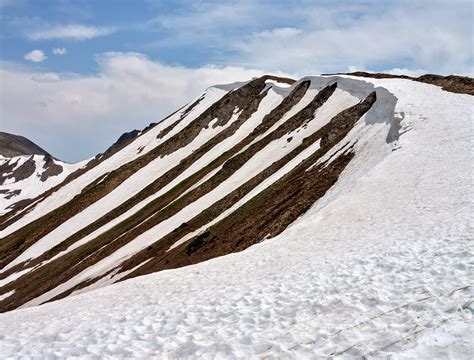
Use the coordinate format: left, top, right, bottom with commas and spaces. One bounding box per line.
0, 79, 309, 281
0, 87, 376, 311
0, 76, 275, 270
0, 78, 312, 310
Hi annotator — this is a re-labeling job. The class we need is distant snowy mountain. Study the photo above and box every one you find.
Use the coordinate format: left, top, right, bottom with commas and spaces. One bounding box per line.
0, 133, 88, 215
0, 128, 148, 216
0, 74, 472, 358
0, 154, 86, 215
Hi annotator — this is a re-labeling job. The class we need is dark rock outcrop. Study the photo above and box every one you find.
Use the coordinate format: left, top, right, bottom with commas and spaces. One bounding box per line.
40, 155, 63, 182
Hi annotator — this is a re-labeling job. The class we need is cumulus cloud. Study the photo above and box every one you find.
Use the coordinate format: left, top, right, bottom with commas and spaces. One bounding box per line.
24, 49, 47, 62
345, 66, 427, 78
0, 53, 282, 162
53, 47, 67, 55
27, 25, 116, 40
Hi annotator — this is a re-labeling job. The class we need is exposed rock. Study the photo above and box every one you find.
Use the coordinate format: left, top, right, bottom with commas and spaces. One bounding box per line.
40, 155, 63, 182
0, 189, 21, 200
100, 130, 140, 159
0, 156, 36, 185
0, 159, 19, 185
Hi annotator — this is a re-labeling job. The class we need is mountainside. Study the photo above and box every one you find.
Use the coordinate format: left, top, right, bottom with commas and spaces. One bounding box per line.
0, 132, 50, 158
0, 128, 152, 216
0, 74, 472, 357
0, 155, 85, 214
0, 138, 88, 215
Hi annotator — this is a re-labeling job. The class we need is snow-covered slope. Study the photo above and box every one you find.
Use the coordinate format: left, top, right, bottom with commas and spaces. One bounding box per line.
0, 75, 472, 358
0, 155, 87, 215
0, 84, 231, 236
0, 132, 88, 215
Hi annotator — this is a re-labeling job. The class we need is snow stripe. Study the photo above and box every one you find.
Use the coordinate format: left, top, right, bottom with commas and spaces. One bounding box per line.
21, 88, 360, 305
5, 106, 242, 270
1, 87, 229, 238
33, 89, 286, 265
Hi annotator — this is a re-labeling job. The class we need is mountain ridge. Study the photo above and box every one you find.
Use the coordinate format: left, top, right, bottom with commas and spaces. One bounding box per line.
0, 74, 471, 315
323, 72, 474, 95
0, 132, 51, 158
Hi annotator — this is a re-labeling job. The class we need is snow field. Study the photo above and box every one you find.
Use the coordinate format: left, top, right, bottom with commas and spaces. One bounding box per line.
1, 224, 471, 358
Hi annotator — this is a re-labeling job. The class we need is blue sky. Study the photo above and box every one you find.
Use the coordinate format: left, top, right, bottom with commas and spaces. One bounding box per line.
0, 0, 472, 161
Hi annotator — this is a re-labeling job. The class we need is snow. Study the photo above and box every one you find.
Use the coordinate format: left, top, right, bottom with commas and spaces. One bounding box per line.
21, 87, 360, 305
0, 86, 229, 237
0, 290, 14, 302
2, 238, 471, 358
0, 266, 36, 288
0, 77, 472, 358
69, 259, 152, 298
265, 79, 292, 88
168, 138, 323, 251
2, 88, 284, 271
392, 321, 473, 359
0, 155, 87, 215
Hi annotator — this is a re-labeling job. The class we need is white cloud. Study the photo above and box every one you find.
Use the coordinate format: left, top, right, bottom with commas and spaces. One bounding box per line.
232, 1, 473, 76
53, 47, 67, 55
347, 65, 367, 73
31, 72, 60, 82
151, 1, 259, 31
27, 25, 116, 40
148, 0, 473, 76
0, 53, 285, 162
24, 49, 47, 62
345, 66, 427, 78
257, 27, 303, 39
